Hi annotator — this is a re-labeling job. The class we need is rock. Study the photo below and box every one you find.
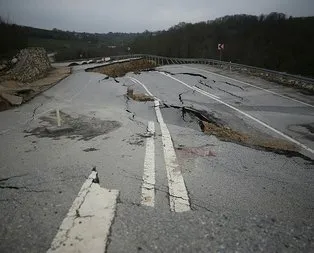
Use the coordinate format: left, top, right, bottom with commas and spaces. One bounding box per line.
1, 93, 23, 105
9, 48, 51, 83
0, 64, 7, 71
11, 58, 18, 64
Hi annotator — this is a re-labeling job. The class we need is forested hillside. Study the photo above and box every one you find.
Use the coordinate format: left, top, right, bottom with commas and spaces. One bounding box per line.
131, 13, 314, 77
0, 17, 138, 61
1, 13, 313, 76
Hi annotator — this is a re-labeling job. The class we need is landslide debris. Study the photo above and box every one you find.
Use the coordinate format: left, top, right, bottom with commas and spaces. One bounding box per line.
165, 104, 313, 160
86, 59, 156, 77
126, 86, 154, 102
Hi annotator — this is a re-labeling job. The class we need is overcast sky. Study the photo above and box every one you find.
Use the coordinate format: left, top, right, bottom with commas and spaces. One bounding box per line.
0, 0, 313, 33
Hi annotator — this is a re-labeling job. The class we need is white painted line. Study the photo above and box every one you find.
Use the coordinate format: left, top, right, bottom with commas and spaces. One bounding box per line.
160, 72, 314, 155
130, 76, 190, 212
183, 65, 314, 108
129, 76, 154, 97
47, 171, 119, 253
154, 100, 191, 212
141, 121, 155, 207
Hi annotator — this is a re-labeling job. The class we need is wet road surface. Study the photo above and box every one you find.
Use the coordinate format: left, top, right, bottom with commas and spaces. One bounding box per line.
0, 63, 313, 252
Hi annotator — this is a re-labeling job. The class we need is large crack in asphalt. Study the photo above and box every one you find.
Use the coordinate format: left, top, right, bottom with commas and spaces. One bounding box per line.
223, 81, 245, 91
216, 87, 244, 100
198, 80, 214, 89
178, 72, 207, 79
161, 103, 313, 162
156, 70, 245, 92
0, 173, 51, 192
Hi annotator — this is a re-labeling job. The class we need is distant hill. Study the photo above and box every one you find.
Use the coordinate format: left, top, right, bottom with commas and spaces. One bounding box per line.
1, 13, 314, 77
131, 13, 314, 77
0, 17, 138, 61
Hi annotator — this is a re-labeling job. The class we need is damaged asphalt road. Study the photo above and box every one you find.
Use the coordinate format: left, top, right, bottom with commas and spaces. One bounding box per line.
0, 62, 314, 253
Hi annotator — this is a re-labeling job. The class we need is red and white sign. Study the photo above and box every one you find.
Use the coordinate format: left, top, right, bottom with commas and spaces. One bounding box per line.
218, 44, 224, 50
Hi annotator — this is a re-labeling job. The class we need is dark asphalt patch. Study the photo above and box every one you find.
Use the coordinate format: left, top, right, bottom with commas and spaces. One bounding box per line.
25, 111, 121, 141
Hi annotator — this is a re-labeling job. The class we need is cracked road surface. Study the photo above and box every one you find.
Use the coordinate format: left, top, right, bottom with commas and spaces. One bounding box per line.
0, 63, 313, 252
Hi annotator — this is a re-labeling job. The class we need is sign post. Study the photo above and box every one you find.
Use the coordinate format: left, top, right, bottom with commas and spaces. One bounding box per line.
218, 43, 224, 61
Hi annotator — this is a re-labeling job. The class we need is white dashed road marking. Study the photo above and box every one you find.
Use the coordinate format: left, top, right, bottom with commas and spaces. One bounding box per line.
47, 171, 119, 253
141, 121, 156, 207
130, 76, 191, 212
160, 72, 314, 155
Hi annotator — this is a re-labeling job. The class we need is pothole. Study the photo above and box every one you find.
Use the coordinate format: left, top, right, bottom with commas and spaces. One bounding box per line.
86, 59, 156, 77
25, 111, 121, 141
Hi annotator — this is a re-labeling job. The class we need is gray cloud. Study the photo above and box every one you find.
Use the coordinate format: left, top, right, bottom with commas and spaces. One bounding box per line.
0, 0, 313, 32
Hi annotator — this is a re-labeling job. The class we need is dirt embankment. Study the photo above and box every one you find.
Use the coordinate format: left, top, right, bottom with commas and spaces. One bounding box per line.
0, 67, 70, 112
88, 59, 156, 102
86, 59, 156, 77
0, 48, 71, 112
163, 105, 312, 160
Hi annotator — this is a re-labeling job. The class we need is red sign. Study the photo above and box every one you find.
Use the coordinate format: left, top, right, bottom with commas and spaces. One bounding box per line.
218, 44, 224, 50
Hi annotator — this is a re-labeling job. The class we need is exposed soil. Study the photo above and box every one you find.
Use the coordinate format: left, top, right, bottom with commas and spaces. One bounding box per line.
25, 111, 121, 141
129, 93, 154, 102
86, 59, 156, 77
0, 67, 71, 112
166, 104, 313, 160
200, 121, 249, 143
126, 86, 154, 102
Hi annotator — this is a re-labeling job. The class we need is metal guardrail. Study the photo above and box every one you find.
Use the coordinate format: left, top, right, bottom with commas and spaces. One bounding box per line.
64, 53, 314, 89
109, 54, 314, 85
